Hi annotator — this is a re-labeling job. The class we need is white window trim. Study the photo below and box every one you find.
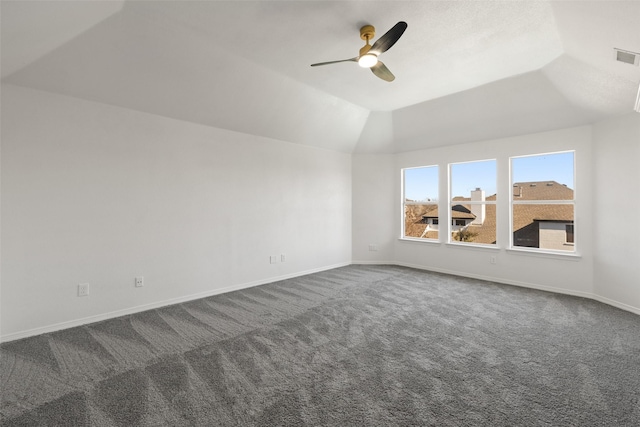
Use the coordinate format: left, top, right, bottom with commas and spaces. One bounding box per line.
509, 151, 576, 254
448, 159, 497, 246
506, 247, 581, 260
399, 237, 442, 245
401, 165, 439, 241
446, 242, 501, 251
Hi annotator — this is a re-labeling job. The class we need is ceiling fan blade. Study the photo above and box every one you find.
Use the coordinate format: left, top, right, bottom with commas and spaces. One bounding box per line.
371, 61, 395, 82
369, 21, 408, 56
310, 58, 358, 67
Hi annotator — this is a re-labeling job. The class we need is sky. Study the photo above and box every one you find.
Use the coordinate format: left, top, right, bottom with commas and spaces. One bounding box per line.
450, 159, 497, 198
404, 165, 439, 201
404, 152, 574, 202
511, 151, 574, 188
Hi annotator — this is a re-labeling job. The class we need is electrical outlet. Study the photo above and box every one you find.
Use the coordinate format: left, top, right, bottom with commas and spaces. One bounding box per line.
369, 244, 378, 251
78, 283, 90, 297
490, 256, 497, 265
135, 276, 144, 287
281, 254, 286, 262
270, 255, 277, 264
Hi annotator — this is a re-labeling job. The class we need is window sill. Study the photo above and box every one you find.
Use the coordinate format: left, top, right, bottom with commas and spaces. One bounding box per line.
506, 247, 581, 260
445, 242, 500, 251
398, 237, 441, 245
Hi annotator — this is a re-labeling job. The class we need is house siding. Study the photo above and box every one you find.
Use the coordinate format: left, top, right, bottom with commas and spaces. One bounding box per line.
539, 222, 573, 251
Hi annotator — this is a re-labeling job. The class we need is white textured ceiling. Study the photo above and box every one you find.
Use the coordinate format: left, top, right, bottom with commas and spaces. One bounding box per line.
2, 1, 639, 153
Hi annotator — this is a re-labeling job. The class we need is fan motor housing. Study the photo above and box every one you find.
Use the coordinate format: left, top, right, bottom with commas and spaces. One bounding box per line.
360, 25, 375, 41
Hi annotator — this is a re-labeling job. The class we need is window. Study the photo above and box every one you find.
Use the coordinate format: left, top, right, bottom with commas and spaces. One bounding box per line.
566, 224, 574, 244
449, 160, 497, 245
402, 166, 438, 240
511, 151, 575, 252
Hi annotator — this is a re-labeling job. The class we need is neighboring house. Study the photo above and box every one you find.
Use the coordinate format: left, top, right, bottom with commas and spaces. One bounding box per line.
511, 181, 574, 251
420, 206, 475, 229
405, 181, 573, 250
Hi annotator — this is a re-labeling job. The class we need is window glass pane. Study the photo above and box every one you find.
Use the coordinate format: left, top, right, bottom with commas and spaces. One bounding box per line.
511, 152, 576, 252
450, 160, 497, 202
512, 152, 574, 200
449, 160, 496, 245
513, 204, 574, 251
403, 166, 438, 240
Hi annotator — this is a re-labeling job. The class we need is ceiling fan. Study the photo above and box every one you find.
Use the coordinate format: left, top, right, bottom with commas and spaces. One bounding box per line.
311, 21, 408, 82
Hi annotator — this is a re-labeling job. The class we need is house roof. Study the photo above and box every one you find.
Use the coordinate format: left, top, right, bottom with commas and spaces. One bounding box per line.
467, 203, 497, 245
421, 205, 476, 219
512, 181, 574, 200
404, 204, 437, 238
2, 1, 639, 154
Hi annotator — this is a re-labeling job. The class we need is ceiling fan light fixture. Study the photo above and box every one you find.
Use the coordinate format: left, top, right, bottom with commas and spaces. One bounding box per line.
358, 53, 378, 68
310, 21, 407, 81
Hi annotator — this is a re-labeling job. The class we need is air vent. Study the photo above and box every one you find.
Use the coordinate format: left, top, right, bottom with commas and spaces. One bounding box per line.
614, 48, 640, 66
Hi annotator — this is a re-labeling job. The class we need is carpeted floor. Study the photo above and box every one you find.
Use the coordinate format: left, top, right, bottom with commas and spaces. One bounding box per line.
1, 265, 639, 426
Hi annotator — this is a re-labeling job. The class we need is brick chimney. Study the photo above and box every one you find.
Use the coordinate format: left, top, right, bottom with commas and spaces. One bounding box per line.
470, 188, 485, 225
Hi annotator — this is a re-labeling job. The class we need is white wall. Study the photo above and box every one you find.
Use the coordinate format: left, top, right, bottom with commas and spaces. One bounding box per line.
352, 154, 396, 263
592, 114, 640, 313
354, 126, 599, 301
1, 84, 352, 340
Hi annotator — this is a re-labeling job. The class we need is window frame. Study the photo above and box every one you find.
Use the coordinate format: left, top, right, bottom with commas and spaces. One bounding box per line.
401, 165, 440, 242
448, 159, 497, 247
509, 150, 576, 254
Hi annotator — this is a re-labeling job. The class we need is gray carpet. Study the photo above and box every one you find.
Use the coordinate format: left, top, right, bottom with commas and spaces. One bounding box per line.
1, 265, 639, 426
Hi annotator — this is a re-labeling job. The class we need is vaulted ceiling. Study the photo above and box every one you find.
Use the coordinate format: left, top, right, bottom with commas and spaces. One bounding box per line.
2, 1, 639, 153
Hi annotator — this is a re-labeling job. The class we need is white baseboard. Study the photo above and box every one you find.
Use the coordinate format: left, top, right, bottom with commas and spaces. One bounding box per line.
351, 260, 396, 265
393, 261, 640, 316
0, 262, 350, 343
589, 294, 640, 316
